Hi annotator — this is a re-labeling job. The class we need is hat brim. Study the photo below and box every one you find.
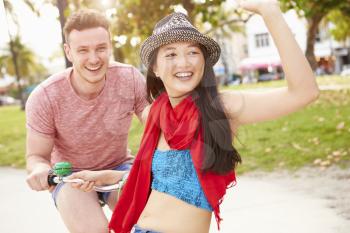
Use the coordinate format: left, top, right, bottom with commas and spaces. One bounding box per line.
140, 29, 221, 68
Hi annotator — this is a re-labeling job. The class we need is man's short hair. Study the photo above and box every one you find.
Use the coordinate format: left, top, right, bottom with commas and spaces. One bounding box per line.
63, 9, 110, 43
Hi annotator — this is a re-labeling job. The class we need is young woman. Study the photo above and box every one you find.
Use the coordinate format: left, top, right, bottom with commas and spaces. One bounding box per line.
68, 1, 319, 232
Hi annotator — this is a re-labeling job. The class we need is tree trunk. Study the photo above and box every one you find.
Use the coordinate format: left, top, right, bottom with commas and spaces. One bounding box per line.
305, 14, 324, 71
56, 0, 72, 68
9, 39, 24, 106
113, 46, 125, 63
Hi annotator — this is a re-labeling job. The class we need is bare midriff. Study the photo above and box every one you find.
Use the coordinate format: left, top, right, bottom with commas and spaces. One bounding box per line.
137, 190, 212, 233
136, 132, 212, 233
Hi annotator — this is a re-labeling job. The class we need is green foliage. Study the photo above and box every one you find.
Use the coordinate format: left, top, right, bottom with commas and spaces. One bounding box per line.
280, 0, 346, 18
326, 8, 350, 42
109, 0, 176, 64
280, 0, 350, 41
0, 36, 47, 85
2, 0, 48, 87
87, 0, 242, 65
279, 0, 349, 70
24, 0, 244, 65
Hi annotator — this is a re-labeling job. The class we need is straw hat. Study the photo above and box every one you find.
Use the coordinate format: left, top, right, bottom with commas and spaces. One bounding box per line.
140, 12, 221, 68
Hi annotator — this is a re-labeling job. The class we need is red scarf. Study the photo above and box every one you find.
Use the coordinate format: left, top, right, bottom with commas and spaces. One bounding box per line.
109, 93, 236, 232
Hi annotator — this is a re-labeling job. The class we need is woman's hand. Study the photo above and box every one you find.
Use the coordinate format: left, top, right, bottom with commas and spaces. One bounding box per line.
66, 170, 126, 192
237, 0, 281, 16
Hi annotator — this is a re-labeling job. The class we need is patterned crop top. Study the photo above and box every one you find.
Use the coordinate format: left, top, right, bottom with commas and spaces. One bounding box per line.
151, 149, 213, 211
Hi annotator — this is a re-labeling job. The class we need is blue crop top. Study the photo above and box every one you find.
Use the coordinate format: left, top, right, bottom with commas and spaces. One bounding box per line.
151, 149, 213, 211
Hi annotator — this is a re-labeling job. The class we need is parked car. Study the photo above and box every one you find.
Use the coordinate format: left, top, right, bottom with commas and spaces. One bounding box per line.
224, 73, 242, 86
258, 72, 283, 82
258, 73, 276, 82
0, 95, 19, 106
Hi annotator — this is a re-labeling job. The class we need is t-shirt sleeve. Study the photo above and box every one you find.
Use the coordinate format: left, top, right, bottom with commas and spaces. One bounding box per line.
132, 67, 149, 120
25, 85, 56, 138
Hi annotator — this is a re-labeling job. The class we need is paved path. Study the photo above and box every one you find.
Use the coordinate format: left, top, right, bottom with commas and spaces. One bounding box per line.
0, 168, 65, 233
1, 168, 349, 233
210, 176, 350, 233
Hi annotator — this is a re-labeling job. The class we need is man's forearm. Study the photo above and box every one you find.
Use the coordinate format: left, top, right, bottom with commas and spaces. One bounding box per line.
26, 154, 51, 173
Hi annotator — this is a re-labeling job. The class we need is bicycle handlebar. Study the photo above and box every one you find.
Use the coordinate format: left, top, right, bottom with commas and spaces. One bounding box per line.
48, 173, 123, 192
47, 162, 127, 192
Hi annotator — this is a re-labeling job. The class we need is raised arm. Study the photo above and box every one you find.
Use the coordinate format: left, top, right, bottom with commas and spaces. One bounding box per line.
222, 0, 319, 126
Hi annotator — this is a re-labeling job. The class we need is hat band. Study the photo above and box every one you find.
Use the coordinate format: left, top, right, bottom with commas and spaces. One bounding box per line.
152, 26, 198, 36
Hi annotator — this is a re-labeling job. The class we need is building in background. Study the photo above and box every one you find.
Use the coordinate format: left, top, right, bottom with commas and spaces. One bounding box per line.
315, 24, 350, 74
217, 9, 350, 84
214, 31, 247, 85
243, 10, 350, 80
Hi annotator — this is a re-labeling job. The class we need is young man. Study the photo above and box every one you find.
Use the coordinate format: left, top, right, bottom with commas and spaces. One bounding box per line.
25, 9, 149, 233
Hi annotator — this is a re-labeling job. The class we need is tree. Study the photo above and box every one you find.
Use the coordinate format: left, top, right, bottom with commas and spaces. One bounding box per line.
55, 0, 72, 68
280, 0, 349, 70
22, 0, 246, 66
2, 0, 47, 102
1, 36, 47, 85
0, 56, 6, 79
3, 0, 38, 102
326, 5, 350, 43
108, 0, 245, 66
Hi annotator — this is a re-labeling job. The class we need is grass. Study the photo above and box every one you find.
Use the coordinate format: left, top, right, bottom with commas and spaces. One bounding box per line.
235, 89, 350, 173
221, 75, 350, 91
0, 106, 26, 167
1, 75, 349, 172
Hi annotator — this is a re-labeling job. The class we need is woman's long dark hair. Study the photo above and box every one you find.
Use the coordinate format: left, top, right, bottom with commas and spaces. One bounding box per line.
146, 45, 241, 174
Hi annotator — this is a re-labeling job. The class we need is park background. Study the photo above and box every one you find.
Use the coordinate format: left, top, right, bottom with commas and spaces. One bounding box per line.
0, 0, 350, 233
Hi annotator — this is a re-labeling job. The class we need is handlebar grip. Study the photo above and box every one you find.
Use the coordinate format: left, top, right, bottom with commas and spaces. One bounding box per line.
48, 174, 58, 186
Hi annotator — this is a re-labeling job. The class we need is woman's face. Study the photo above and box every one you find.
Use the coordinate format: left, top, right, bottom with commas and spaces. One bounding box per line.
153, 41, 205, 100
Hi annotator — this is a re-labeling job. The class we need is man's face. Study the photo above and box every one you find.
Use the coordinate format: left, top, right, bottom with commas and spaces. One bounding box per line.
64, 27, 111, 85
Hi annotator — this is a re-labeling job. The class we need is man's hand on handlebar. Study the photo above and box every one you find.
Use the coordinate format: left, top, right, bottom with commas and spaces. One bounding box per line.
26, 164, 53, 191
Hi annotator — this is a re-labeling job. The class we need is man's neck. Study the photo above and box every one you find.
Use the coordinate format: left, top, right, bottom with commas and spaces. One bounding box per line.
70, 71, 106, 100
